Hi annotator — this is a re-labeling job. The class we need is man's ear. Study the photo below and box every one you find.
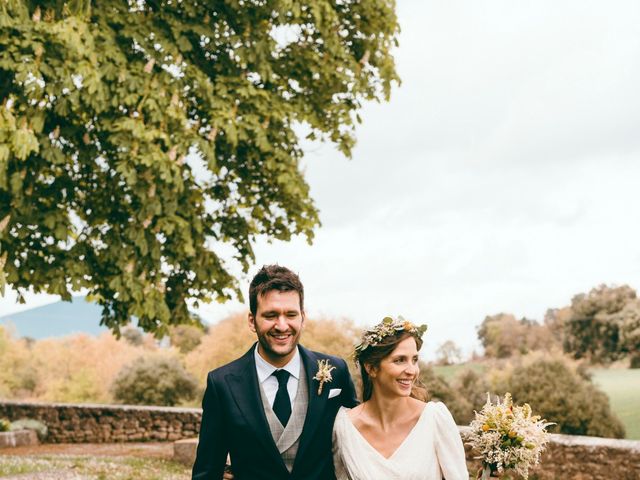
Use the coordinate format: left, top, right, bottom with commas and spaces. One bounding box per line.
248, 312, 257, 333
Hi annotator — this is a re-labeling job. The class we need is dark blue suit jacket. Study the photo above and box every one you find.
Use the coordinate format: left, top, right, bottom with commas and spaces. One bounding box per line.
192, 344, 358, 480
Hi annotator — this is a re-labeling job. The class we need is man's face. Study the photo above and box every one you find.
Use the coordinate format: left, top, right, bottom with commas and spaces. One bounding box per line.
248, 289, 304, 367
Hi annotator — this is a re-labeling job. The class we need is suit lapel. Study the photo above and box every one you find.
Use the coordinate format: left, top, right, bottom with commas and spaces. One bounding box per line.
225, 345, 288, 472
292, 346, 330, 472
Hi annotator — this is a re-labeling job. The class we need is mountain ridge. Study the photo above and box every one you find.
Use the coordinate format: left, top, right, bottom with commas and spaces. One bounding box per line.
0, 296, 107, 339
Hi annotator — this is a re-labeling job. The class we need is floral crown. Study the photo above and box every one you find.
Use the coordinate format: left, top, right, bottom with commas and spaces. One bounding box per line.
353, 315, 428, 362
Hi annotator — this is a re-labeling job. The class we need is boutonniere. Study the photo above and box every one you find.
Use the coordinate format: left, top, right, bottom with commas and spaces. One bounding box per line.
313, 359, 336, 395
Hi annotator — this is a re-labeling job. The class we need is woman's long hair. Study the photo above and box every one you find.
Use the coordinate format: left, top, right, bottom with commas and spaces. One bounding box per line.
357, 331, 428, 402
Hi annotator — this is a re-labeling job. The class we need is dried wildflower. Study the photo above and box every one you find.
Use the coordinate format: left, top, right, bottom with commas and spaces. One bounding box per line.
466, 393, 554, 479
313, 359, 335, 395
353, 315, 427, 363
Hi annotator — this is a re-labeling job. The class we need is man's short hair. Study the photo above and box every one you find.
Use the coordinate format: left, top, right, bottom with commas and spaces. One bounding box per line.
249, 265, 304, 316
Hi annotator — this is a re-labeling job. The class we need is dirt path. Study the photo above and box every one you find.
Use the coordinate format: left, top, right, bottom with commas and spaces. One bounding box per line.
1, 442, 173, 459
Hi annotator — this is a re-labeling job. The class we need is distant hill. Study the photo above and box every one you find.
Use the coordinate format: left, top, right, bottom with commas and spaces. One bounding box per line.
0, 296, 107, 339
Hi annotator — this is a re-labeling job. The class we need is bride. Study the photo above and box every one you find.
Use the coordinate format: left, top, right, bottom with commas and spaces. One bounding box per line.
333, 316, 469, 480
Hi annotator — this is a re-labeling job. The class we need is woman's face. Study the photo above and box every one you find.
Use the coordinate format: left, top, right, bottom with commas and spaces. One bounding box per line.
369, 336, 419, 398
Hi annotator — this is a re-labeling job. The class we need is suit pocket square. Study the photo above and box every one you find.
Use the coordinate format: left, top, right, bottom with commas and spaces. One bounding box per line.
328, 388, 342, 399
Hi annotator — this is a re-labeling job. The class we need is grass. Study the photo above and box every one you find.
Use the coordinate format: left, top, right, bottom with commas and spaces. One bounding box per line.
432, 362, 487, 382
590, 368, 640, 440
0, 455, 190, 479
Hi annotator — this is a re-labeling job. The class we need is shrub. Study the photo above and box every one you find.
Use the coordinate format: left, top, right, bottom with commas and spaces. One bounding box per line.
419, 363, 473, 424
112, 355, 198, 406
495, 356, 625, 438
10, 419, 48, 441
451, 367, 492, 415
0, 418, 10, 432
630, 353, 640, 369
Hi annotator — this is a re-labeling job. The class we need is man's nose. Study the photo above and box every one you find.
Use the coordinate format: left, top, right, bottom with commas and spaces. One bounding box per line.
274, 314, 288, 330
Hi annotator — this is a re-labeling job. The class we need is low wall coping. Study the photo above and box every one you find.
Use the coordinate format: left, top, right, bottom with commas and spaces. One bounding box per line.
0, 399, 200, 415
458, 425, 640, 451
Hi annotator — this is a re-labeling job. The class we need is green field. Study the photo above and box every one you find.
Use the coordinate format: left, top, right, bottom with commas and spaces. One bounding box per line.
432, 363, 640, 440
591, 368, 640, 440
433, 362, 487, 382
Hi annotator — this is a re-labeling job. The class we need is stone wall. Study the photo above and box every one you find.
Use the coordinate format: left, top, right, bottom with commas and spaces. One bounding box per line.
174, 430, 640, 478
1, 401, 639, 478
0, 401, 200, 443
460, 426, 640, 480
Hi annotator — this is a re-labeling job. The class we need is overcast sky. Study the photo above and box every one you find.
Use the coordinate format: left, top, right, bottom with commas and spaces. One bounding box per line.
3, 1, 640, 359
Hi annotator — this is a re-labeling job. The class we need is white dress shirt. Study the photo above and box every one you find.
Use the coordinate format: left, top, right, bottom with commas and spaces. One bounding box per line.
254, 344, 300, 408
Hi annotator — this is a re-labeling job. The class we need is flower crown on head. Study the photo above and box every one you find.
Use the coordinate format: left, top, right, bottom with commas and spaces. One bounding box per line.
353, 315, 428, 362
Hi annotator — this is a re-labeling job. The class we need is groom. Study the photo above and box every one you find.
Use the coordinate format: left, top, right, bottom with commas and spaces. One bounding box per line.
192, 265, 358, 480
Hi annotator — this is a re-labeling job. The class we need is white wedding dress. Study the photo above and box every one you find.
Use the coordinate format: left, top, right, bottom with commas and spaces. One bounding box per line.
332, 401, 469, 480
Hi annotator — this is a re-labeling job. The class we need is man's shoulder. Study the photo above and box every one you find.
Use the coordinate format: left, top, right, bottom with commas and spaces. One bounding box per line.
206, 347, 254, 380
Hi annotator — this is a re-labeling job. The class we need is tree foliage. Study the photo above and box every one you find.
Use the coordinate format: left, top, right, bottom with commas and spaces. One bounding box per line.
168, 323, 206, 353
184, 312, 361, 385
121, 325, 145, 346
563, 284, 640, 363
434, 339, 463, 366
0, 326, 157, 403
0, 1, 400, 334
477, 313, 557, 359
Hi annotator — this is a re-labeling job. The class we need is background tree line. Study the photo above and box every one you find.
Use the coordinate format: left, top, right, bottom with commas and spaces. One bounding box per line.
0, 313, 361, 408
1, 282, 632, 440
475, 284, 640, 367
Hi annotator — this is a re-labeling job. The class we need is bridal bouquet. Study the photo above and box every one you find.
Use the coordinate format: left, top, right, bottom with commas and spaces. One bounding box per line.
466, 393, 553, 479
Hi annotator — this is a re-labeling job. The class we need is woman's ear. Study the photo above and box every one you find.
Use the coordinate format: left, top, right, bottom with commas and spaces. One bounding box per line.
364, 363, 377, 378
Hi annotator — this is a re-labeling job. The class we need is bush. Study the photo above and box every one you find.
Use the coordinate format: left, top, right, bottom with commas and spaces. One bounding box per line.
451, 367, 491, 415
112, 355, 198, 406
10, 419, 48, 441
419, 363, 474, 424
630, 353, 640, 369
0, 418, 10, 432
496, 356, 625, 438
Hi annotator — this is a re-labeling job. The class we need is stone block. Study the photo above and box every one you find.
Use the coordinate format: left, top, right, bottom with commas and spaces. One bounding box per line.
0, 430, 38, 448
174, 438, 198, 466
